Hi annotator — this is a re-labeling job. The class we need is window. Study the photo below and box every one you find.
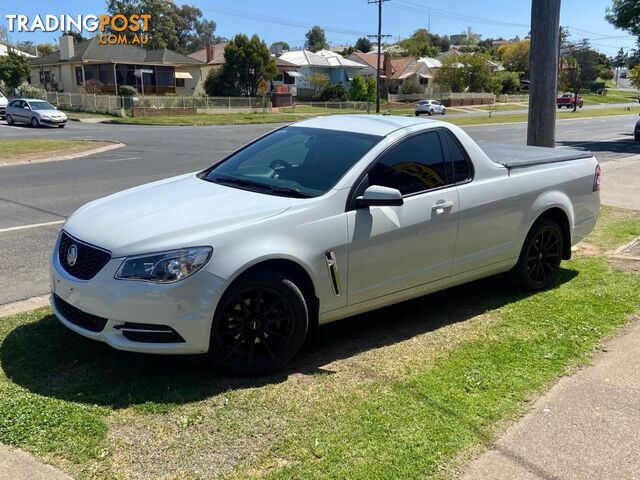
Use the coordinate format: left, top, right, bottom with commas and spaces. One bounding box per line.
419, 77, 429, 85
368, 131, 450, 196
204, 127, 382, 197
442, 130, 473, 183
75, 67, 83, 85
176, 78, 185, 87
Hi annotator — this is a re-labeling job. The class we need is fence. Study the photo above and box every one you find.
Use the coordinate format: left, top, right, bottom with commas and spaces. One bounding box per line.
280, 101, 371, 112
40, 93, 274, 116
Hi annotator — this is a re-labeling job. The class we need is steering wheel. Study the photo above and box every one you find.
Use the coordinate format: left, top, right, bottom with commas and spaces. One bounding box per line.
270, 159, 293, 170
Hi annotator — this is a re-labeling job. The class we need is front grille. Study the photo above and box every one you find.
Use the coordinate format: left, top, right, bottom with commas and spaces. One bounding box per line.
53, 294, 108, 332
114, 322, 185, 343
58, 231, 111, 280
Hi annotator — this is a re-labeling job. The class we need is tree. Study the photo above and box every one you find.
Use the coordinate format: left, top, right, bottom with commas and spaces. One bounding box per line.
15, 41, 36, 56
398, 29, 439, 58
606, 0, 640, 37
435, 54, 494, 92
0, 52, 31, 92
348, 76, 367, 101
494, 70, 521, 94
461, 27, 481, 47
365, 76, 377, 103
308, 72, 330, 90
629, 65, 640, 89
37, 44, 56, 57
270, 41, 290, 52
499, 40, 531, 78
355, 37, 372, 53
559, 56, 582, 111
63, 31, 86, 43
305, 26, 327, 52
219, 34, 277, 96
106, 0, 218, 53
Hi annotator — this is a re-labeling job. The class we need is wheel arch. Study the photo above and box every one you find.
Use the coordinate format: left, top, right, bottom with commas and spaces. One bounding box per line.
220, 256, 320, 334
530, 207, 572, 260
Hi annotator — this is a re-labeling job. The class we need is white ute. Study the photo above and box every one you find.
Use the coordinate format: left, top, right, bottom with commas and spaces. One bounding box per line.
51, 115, 601, 374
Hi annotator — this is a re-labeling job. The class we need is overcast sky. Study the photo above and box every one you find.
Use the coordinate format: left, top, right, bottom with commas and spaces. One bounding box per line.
2, 0, 636, 56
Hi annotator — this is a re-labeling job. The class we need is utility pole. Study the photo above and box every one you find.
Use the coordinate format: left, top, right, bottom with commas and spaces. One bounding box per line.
368, 0, 390, 114
527, 0, 561, 147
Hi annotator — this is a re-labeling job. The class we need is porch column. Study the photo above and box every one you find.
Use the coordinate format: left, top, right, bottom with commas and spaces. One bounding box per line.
113, 63, 118, 95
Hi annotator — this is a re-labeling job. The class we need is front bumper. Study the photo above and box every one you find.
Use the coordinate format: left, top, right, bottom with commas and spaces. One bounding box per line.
40, 117, 67, 126
50, 243, 226, 354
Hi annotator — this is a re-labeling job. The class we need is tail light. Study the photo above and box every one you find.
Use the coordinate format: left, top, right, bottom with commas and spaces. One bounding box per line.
593, 164, 601, 192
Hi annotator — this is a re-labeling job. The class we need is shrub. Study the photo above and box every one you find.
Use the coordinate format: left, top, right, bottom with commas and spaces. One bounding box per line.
348, 76, 367, 101
365, 76, 377, 103
315, 83, 350, 101
400, 82, 423, 94
495, 71, 520, 94
118, 85, 137, 97
14, 84, 45, 99
589, 81, 606, 93
81, 79, 105, 94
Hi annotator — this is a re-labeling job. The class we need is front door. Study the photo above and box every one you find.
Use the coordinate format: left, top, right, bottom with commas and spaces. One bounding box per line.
346, 130, 460, 305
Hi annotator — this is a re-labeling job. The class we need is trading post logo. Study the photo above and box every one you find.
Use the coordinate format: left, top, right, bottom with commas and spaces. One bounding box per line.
5, 14, 152, 45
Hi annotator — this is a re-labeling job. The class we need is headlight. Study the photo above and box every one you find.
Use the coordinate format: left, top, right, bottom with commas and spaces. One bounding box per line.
41, 114, 50, 119
115, 246, 212, 283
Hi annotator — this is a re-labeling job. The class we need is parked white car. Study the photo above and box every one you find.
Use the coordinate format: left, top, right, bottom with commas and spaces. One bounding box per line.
51, 115, 600, 374
0, 92, 7, 119
415, 99, 446, 116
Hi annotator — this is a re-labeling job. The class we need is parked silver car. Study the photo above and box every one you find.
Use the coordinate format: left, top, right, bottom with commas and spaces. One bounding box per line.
6, 98, 67, 128
415, 99, 446, 116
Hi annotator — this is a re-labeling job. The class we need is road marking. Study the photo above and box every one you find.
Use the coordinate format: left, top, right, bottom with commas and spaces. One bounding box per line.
562, 129, 584, 134
105, 156, 141, 162
0, 220, 64, 234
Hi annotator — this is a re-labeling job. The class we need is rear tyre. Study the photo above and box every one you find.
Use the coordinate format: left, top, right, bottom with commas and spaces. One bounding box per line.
209, 272, 309, 375
415, 112, 420, 116
30, 117, 39, 128
509, 218, 564, 291
6, 114, 14, 125
427, 109, 433, 116
635, 133, 640, 141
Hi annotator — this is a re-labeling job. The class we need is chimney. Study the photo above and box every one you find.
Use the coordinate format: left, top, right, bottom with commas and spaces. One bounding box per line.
59, 34, 75, 61
383, 52, 392, 78
205, 44, 214, 63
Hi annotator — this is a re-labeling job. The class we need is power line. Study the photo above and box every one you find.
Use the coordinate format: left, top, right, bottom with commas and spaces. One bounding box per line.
194, 1, 371, 37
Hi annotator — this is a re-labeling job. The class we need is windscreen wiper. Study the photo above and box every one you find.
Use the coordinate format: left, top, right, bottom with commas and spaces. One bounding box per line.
211, 175, 312, 198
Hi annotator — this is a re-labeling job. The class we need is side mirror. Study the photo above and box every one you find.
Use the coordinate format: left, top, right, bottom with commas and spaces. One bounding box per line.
356, 185, 404, 208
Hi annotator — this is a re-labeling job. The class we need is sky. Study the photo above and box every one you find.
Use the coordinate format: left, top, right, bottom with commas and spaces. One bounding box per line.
1, 0, 637, 56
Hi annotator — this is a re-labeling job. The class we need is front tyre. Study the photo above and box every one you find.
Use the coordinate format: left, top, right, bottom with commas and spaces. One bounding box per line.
210, 272, 309, 375
441, 108, 447, 115
509, 218, 564, 291
30, 117, 39, 128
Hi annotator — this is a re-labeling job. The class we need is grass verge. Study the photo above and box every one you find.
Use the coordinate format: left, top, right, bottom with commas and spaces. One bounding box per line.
107, 112, 307, 126
0, 140, 113, 165
435, 106, 640, 126
0, 207, 638, 479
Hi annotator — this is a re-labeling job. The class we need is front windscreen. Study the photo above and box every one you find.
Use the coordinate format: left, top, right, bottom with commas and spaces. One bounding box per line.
29, 101, 55, 110
203, 126, 382, 198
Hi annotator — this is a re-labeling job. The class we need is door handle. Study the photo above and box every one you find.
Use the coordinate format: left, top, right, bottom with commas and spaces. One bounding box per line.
432, 200, 454, 215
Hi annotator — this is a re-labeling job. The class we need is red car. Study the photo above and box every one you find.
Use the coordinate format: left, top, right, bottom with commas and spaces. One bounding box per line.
557, 93, 584, 109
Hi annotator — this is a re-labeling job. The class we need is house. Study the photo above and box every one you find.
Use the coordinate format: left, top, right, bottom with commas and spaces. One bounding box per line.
278, 49, 370, 99
31, 35, 203, 95
349, 51, 436, 91
189, 43, 301, 95
0, 42, 36, 58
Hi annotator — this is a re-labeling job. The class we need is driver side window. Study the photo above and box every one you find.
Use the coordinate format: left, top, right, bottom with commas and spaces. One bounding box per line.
368, 130, 451, 196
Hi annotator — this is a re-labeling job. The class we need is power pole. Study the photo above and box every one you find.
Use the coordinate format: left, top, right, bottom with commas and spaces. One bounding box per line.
527, 0, 561, 147
368, 0, 390, 113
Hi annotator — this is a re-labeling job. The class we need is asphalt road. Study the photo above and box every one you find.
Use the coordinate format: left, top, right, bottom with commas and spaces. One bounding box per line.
0, 114, 638, 305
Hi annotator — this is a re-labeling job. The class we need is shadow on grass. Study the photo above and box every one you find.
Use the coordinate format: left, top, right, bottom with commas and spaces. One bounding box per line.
1, 268, 578, 409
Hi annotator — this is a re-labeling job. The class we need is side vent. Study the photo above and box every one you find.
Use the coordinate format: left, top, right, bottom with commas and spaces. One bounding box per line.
325, 249, 342, 296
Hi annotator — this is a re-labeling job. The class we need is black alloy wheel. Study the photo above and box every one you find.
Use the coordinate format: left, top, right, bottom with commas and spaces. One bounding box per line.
510, 219, 564, 291
210, 272, 308, 374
